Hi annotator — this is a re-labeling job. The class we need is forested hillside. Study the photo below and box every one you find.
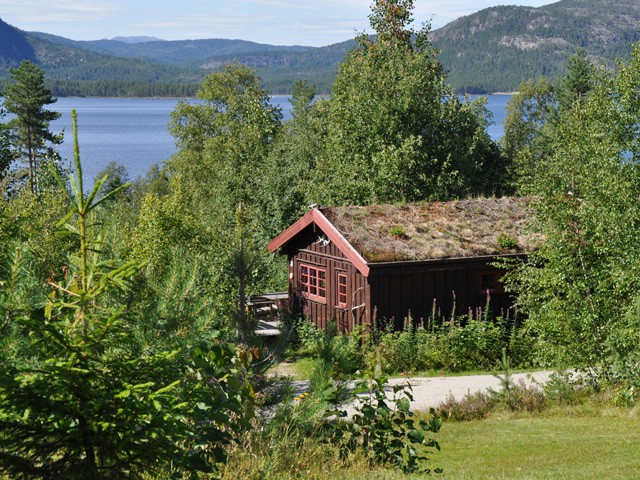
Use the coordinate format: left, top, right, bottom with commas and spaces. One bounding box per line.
0, 18, 36, 71
1, 0, 639, 94
431, 0, 640, 92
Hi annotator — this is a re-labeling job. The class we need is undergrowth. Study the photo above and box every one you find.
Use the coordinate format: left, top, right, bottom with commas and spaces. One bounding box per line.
294, 309, 535, 376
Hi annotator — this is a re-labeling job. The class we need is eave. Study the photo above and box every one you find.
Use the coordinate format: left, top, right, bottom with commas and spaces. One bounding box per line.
267, 208, 371, 276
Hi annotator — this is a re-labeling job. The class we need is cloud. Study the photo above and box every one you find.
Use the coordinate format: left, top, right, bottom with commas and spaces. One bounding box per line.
0, 0, 118, 22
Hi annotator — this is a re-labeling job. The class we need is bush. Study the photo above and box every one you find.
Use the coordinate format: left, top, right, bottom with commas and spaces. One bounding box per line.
542, 370, 591, 406
295, 310, 536, 376
324, 369, 442, 474
438, 391, 495, 421
297, 320, 365, 374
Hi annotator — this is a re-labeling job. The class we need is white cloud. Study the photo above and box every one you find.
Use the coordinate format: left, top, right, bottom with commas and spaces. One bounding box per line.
0, 0, 118, 22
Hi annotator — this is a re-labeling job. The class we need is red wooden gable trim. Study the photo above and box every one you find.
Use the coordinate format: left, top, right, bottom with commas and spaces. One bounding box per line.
267, 208, 371, 276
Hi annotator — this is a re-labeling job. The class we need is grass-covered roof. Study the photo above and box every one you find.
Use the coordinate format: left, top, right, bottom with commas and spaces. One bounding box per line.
322, 197, 539, 263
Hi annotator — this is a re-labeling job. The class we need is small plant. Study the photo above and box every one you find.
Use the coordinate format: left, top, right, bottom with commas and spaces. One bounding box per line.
438, 391, 495, 421
324, 367, 442, 474
487, 350, 546, 412
389, 225, 406, 238
542, 370, 589, 406
496, 232, 519, 250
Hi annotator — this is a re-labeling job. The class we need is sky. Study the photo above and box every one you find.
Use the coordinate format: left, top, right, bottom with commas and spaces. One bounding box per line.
1, 0, 554, 47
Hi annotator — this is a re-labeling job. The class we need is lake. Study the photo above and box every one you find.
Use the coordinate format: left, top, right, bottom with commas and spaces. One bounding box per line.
49, 94, 511, 184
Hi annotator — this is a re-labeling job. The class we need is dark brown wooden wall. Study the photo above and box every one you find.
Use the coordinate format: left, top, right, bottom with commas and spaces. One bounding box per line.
285, 224, 369, 331
368, 259, 515, 329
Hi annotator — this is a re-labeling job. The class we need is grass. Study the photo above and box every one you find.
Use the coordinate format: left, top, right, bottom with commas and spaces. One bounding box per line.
222, 399, 640, 479
435, 410, 640, 479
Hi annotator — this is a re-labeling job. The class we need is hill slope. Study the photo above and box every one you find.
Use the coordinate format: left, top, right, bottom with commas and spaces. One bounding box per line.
429, 0, 640, 92
0, 18, 37, 72
2, 0, 640, 95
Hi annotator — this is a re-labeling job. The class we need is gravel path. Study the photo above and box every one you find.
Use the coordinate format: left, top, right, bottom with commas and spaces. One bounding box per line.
282, 370, 555, 412
383, 371, 554, 411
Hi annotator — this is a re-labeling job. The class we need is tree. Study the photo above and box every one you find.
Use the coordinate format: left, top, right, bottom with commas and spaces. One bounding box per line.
502, 50, 595, 193
312, 0, 507, 205
169, 63, 282, 219
161, 64, 285, 337
500, 78, 555, 192
94, 160, 130, 198
258, 80, 326, 237
506, 43, 640, 374
2, 61, 61, 193
554, 49, 594, 114
0, 110, 11, 184
0, 111, 255, 477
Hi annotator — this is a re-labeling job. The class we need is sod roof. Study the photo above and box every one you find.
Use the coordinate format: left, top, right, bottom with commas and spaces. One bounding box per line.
321, 197, 539, 263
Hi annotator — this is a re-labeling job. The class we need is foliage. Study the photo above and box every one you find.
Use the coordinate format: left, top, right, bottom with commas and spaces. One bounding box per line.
500, 77, 555, 191
2, 60, 62, 193
296, 312, 534, 376
93, 160, 130, 199
486, 350, 545, 413
501, 50, 596, 193
505, 43, 640, 375
166, 64, 286, 330
325, 367, 442, 474
0, 186, 75, 278
437, 392, 496, 422
220, 387, 338, 479
258, 80, 325, 237
0, 112, 255, 478
496, 232, 519, 250
312, 0, 507, 205
554, 49, 595, 114
297, 320, 366, 374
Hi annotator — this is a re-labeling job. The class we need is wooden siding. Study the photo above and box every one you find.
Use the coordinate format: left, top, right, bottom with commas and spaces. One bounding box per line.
286, 224, 369, 331
368, 258, 517, 328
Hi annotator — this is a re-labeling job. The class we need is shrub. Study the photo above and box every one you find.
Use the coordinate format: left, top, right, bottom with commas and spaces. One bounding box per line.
438, 391, 495, 421
543, 370, 591, 406
296, 309, 536, 376
324, 369, 442, 474
496, 232, 519, 250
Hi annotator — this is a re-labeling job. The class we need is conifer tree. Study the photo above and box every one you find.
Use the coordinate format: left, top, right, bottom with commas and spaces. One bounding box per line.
2, 60, 61, 193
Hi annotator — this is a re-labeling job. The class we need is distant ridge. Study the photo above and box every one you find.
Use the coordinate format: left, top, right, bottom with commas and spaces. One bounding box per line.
430, 0, 640, 92
110, 36, 165, 44
1, 0, 639, 95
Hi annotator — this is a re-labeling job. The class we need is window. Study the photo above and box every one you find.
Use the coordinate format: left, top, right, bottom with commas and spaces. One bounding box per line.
337, 273, 348, 307
299, 263, 326, 300
479, 271, 503, 293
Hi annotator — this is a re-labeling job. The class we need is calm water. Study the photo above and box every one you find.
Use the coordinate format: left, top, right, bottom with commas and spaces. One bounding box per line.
49, 94, 510, 184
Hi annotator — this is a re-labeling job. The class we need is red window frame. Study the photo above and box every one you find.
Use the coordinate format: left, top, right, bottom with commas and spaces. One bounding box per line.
337, 273, 348, 308
299, 263, 326, 301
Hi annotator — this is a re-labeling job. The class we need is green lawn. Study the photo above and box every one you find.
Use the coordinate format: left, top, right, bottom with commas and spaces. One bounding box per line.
280, 407, 640, 480
434, 413, 640, 479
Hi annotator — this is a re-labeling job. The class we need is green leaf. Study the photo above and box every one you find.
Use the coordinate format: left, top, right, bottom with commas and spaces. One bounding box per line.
397, 397, 411, 413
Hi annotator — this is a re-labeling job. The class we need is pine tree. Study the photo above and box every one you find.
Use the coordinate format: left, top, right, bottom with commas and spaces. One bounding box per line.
2, 61, 61, 193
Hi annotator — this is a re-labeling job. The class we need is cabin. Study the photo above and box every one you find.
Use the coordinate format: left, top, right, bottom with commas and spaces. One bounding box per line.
267, 197, 538, 331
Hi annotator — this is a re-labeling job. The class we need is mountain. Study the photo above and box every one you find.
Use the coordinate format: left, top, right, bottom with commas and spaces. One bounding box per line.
0, 18, 37, 70
2, 0, 640, 95
23, 31, 354, 94
429, 0, 640, 92
110, 36, 165, 44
